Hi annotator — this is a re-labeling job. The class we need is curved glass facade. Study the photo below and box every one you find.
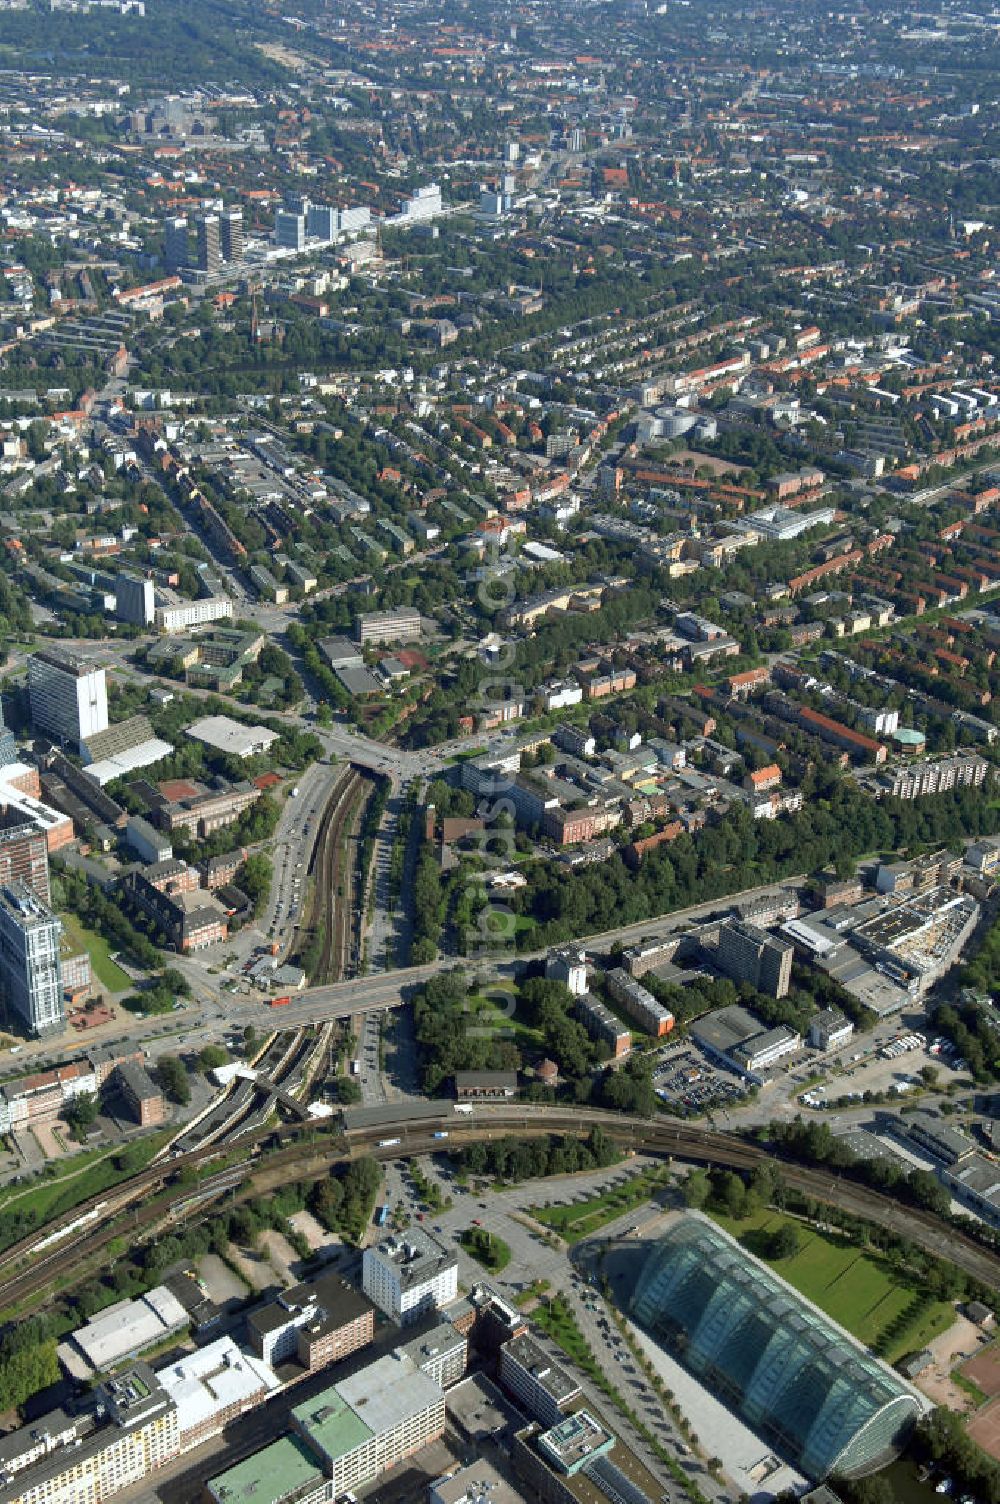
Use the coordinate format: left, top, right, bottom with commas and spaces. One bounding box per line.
630, 1217, 924, 1479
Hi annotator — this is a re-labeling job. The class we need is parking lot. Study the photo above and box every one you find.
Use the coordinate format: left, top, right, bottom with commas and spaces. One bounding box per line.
801, 1025, 972, 1106
652, 1042, 749, 1112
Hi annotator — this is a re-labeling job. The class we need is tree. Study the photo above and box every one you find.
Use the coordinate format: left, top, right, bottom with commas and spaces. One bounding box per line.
198, 1045, 229, 1073
155, 1055, 190, 1105
63, 1091, 99, 1140
767, 1223, 800, 1260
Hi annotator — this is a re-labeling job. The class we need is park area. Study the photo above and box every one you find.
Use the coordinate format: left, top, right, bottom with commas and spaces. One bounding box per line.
59, 911, 130, 993
710, 1208, 955, 1364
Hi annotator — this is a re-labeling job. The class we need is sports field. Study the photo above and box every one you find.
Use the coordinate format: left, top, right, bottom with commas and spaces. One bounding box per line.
59, 911, 131, 992
710, 1208, 954, 1362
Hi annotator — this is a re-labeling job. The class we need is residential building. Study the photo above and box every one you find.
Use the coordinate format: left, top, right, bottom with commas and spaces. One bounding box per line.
28, 647, 108, 748
123, 871, 228, 953
878, 754, 989, 801
196, 214, 221, 274
605, 969, 674, 1037
544, 946, 587, 996
356, 606, 421, 645
115, 573, 155, 626
0, 818, 50, 905
153, 597, 233, 632
117, 1062, 165, 1126
575, 993, 631, 1057
0, 1366, 180, 1504
0, 882, 62, 1035
220, 209, 244, 262
164, 216, 189, 269
717, 920, 794, 998
362, 1228, 459, 1326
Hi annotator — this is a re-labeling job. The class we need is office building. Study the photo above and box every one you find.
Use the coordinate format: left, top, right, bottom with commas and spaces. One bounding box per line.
220, 208, 244, 262
114, 572, 154, 626
0, 698, 17, 768
275, 209, 306, 251
306, 203, 337, 242
164, 215, 189, 268
207, 1351, 445, 1504
0, 817, 50, 905
717, 920, 794, 998
338, 205, 371, 234
0, 764, 73, 853
692, 1003, 800, 1077
808, 1009, 854, 1053
499, 1334, 581, 1427
246, 1274, 374, 1372
196, 214, 221, 273
605, 969, 674, 1037
29, 647, 109, 748
355, 606, 421, 645
631, 1214, 929, 1478
0, 882, 63, 1035
394, 1320, 467, 1389
399, 183, 443, 221
362, 1228, 458, 1326
125, 815, 172, 865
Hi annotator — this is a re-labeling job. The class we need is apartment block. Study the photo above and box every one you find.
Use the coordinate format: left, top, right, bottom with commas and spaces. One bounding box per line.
605, 968, 674, 1037
878, 754, 989, 801
355, 606, 421, 645
28, 647, 108, 748
716, 920, 794, 999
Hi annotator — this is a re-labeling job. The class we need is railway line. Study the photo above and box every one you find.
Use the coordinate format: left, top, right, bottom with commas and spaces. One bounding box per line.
1, 1105, 997, 1317
301, 764, 376, 984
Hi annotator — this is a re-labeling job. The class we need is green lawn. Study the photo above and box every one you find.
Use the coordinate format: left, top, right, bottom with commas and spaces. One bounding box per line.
531, 1166, 671, 1240
0, 1134, 172, 1259
710, 1208, 954, 1362
59, 912, 131, 993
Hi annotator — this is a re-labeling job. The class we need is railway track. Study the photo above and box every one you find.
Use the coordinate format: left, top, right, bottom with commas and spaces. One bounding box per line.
2, 1106, 997, 1315
302, 765, 376, 983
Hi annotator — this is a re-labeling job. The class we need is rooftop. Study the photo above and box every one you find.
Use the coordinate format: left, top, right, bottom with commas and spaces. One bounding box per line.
207, 1433, 324, 1504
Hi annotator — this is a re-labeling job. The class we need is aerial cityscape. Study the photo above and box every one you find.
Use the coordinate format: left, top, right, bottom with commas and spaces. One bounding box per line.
0, 0, 998, 1502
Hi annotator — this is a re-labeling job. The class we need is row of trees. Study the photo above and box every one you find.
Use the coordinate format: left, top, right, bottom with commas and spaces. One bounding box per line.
455, 1128, 618, 1183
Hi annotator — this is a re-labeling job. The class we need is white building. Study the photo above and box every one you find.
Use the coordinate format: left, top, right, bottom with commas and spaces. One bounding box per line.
807, 1008, 854, 1053
115, 574, 155, 626
362, 1228, 458, 1326
28, 647, 108, 747
185, 715, 280, 760
157, 1337, 280, 1451
153, 597, 233, 632
0, 881, 63, 1035
397, 183, 443, 222
545, 946, 588, 996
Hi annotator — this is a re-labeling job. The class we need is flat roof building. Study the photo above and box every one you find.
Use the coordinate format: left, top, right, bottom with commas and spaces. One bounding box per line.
605, 969, 674, 1037
500, 1333, 581, 1428
717, 920, 794, 998
362, 1227, 458, 1326
0, 881, 63, 1035
28, 647, 108, 749
185, 715, 281, 760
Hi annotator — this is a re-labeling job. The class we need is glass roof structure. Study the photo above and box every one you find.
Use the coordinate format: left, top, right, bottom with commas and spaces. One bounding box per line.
630, 1215, 927, 1479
